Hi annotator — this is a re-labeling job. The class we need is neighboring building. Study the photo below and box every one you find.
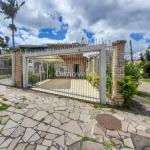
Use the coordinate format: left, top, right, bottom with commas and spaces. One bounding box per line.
47, 42, 87, 50
19, 45, 48, 52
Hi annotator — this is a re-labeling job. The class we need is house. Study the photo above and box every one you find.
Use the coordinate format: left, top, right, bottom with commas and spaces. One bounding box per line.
28, 43, 88, 81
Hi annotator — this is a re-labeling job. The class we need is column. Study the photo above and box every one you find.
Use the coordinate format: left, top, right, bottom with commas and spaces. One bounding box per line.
15, 50, 23, 88
112, 40, 126, 105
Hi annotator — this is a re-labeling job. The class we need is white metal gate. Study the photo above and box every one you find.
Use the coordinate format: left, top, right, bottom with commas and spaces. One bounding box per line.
23, 44, 106, 104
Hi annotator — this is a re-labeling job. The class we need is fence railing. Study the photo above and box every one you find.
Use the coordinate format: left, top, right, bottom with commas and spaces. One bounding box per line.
0, 68, 12, 75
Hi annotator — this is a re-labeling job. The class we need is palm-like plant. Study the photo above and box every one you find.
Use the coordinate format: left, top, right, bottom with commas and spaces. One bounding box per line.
5, 36, 10, 44
8, 23, 17, 32
0, 0, 25, 48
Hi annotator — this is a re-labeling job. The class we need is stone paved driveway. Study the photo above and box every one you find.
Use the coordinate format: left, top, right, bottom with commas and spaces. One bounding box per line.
0, 85, 150, 150
0, 78, 12, 86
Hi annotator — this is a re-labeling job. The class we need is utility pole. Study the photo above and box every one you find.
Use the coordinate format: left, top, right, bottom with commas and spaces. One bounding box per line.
130, 40, 133, 62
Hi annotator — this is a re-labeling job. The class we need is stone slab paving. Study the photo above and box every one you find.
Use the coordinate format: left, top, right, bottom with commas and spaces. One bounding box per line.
0, 85, 150, 149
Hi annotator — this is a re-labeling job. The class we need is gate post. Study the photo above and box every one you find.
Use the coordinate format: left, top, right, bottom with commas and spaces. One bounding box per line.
15, 50, 23, 88
112, 40, 126, 105
100, 44, 107, 105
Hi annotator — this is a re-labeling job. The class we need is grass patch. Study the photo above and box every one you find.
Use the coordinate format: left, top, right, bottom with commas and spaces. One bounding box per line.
143, 119, 147, 122
40, 118, 45, 122
46, 111, 50, 114
20, 97, 27, 101
15, 106, 21, 109
102, 140, 117, 150
110, 108, 116, 114
82, 136, 98, 143
0, 75, 11, 80
0, 102, 11, 111
58, 96, 63, 99
6, 86, 13, 89
2, 98, 8, 101
140, 79, 150, 83
135, 91, 150, 103
78, 148, 84, 150
136, 91, 150, 98
94, 104, 108, 109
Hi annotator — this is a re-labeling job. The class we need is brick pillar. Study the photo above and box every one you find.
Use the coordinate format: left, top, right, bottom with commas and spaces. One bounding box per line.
15, 50, 23, 88
112, 40, 126, 105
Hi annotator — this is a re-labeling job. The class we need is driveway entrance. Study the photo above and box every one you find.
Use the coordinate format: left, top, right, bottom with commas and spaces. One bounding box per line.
32, 79, 99, 102
23, 44, 106, 104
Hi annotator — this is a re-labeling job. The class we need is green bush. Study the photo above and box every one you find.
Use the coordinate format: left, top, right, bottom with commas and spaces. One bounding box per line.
140, 61, 150, 78
141, 73, 149, 78
118, 76, 138, 109
125, 61, 140, 86
106, 76, 112, 94
47, 66, 55, 78
94, 75, 99, 85
28, 72, 39, 85
86, 72, 93, 82
106, 63, 112, 95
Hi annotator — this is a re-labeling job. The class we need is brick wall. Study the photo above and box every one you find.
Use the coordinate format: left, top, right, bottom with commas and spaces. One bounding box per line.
15, 51, 23, 88
112, 40, 126, 104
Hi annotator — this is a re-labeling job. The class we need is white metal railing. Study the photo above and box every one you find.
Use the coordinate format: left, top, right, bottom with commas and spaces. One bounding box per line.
24, 44, 103, 54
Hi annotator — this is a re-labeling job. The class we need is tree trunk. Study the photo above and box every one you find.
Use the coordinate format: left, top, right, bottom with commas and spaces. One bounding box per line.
12, 18, 15, 48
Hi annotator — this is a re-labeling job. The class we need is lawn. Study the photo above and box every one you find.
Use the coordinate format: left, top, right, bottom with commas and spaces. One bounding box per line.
140, 79, 150, 83
0, 75, 12, 80
135, 91, 150, 104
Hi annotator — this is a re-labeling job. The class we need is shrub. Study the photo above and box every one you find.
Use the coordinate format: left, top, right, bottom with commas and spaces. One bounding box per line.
141, 73, 149, 78
118, 76, 138, 109
47, 66, 55, 78
94, 75, 99, 85
86, 72, 93, 82
106, 63, 112, 95
106, 76, 112, 94
28, 72, 39, 85
140, 61, 150, 78
125, 61, 140, 86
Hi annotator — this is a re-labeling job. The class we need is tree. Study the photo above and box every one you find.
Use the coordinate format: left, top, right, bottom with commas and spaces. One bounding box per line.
7, 23, 17, 36
0, 0, 25, 48
145, 50, 150, 61
139, 52, 145, 62
125, 61, 140, 86
0, 36, 9, 48
5, 36, 10, 44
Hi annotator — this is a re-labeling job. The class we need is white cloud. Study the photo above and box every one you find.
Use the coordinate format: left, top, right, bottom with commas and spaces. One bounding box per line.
0, 0, 150, 59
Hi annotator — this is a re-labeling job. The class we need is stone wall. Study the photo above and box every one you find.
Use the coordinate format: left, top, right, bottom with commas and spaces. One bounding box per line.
111, 40, 126, 104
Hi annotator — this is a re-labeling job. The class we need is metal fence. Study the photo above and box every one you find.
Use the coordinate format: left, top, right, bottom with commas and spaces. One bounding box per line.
0, 57, 13, 86
27, 51, 101, 103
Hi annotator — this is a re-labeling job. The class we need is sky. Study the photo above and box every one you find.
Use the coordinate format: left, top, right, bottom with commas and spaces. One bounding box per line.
0, 0, 150, 59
